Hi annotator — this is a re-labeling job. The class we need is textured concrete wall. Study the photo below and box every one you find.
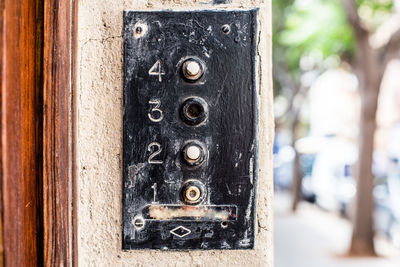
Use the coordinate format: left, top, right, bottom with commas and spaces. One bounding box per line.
76, 0, 273, 266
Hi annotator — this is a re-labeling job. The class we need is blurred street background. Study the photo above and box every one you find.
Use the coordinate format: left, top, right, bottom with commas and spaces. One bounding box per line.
273, 0, 400, 266
275, 193, 400, 266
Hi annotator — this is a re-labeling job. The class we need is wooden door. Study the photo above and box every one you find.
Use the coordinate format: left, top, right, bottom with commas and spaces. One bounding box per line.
1, 0, 77, 266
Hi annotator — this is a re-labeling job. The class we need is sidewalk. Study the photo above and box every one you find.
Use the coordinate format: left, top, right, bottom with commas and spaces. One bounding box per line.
274, 192, 400, 267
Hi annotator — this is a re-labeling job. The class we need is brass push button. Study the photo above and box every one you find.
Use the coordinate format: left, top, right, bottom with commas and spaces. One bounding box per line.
185, 186, 201, 202
180, 180, 206, 205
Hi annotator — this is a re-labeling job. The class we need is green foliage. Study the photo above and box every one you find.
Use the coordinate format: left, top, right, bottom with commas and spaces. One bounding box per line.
357, 0, 394, 29
272, 0, 395, 98
273, 0, 395, 73
272, 0, 296, 95
277, 0, 355, 71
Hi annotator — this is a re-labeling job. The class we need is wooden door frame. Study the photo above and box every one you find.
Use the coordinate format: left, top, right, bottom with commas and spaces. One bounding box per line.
1, 0, 78, 266
1, 0, 43, 265
42, 1, 78, 266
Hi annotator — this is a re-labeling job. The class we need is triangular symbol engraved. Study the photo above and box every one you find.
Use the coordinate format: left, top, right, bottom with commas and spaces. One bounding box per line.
170, 226, 191, 238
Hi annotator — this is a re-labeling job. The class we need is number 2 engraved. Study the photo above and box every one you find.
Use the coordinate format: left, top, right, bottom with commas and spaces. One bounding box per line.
148, 60, 165, 82
148, 99, 164, 122
147, 142, 163, 164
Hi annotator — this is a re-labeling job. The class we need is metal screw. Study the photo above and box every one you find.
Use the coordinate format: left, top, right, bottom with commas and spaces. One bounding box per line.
133, 217, 145, 230
133, 23, 147, 38
221, 24, 231, 34
135, 26, 143, 34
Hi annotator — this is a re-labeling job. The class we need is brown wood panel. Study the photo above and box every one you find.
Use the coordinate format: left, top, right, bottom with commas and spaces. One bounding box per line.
0, 0, 43, 266
0, 2, 4, 266
1, 0, 78, 265
42, 0, 77, 266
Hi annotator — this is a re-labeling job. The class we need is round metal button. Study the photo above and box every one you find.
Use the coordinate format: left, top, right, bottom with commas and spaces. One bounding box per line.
186, 145, 201, 160
185, 186, 201, 202
180, 180, 206, 205
186, 61, 201, 77
181, 58, 204, 82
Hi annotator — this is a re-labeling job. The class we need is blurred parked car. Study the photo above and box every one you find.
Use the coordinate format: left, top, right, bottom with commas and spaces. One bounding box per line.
297, 135, 357, 213
273, 127, 400, 248
274, 144, 295, 190
374, 156, 400, 248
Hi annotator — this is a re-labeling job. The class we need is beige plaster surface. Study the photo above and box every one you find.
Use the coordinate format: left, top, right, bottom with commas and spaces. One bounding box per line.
76, 0, 274, 266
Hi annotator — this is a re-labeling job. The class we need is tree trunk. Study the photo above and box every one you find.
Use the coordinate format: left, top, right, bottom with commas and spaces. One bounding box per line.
350, 90, 379, 256
291, 151, 302, 211
291, 113, 302, 212
349, 34, 382, 256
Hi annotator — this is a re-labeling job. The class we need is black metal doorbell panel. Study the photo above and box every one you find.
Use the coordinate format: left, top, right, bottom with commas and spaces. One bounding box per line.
123, 10, 258, 250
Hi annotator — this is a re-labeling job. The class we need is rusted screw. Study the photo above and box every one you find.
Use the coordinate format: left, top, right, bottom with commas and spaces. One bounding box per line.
135, 26, 143, 34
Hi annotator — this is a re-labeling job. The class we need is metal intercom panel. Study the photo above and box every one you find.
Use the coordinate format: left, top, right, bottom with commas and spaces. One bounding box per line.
123, 10, 258, 250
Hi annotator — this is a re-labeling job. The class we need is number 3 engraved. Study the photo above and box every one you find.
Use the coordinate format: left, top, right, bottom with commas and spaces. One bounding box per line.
147, 142, 163, 164
148, 99, 164, 122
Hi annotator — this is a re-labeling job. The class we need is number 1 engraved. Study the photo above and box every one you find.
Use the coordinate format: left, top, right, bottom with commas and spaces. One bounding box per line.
151, 183, 158, 203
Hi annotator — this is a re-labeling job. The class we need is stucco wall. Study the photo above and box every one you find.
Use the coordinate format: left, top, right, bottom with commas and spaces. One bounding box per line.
76, 0, 273, 266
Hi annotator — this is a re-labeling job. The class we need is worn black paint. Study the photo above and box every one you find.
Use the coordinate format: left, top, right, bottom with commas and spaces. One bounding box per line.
123, 10, 259, 250
213, 0, 232, 4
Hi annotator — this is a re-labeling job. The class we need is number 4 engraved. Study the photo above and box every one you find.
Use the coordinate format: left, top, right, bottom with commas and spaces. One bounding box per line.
148, 60, 165, 82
